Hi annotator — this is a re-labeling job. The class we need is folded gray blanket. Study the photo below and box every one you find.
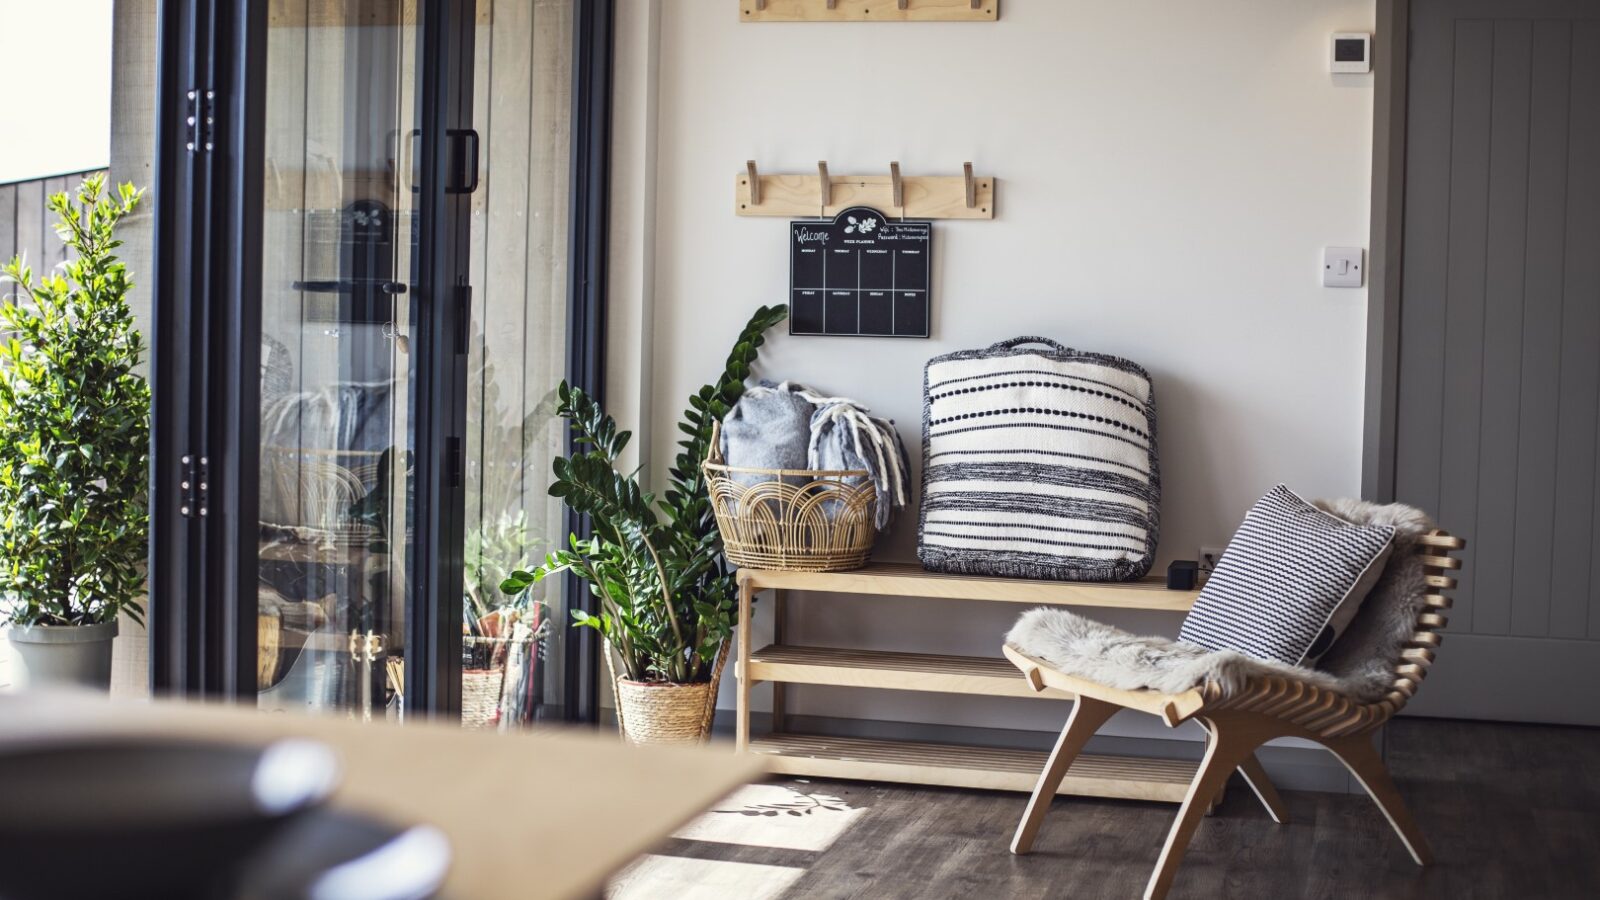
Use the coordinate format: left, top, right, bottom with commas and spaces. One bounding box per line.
719, 382, 813, 487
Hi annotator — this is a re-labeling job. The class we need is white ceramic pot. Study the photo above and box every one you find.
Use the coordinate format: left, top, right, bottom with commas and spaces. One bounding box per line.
6, 620, 119, 690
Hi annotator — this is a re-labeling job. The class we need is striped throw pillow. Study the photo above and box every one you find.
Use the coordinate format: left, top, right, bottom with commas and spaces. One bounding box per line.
1179, 484, 1396, 666
918, 337, 1159, 582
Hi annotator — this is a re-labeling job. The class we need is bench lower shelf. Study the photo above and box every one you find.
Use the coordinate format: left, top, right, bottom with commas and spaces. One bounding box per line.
748, 733, 1198, 804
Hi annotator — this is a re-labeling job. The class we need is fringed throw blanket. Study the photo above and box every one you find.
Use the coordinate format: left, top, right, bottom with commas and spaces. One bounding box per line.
1005, 498, 1436, 702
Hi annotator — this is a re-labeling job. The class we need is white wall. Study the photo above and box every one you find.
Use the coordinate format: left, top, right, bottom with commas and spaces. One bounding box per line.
617, 0, 1377, 740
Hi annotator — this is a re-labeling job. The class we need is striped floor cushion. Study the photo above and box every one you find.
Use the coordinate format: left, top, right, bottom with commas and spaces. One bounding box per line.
917, 337, 1159, 582
1178, 484, 1396, 666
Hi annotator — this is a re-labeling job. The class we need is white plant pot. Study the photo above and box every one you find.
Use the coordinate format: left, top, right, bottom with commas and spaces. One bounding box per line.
6, 621, 118, 691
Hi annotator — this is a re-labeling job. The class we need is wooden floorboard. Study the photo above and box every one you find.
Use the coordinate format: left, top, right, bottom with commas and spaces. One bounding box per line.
620, 718, 1600, 899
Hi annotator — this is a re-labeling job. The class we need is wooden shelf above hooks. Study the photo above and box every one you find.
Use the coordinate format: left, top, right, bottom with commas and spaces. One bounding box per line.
737, 161, 995, 220
741, 0, 998, 23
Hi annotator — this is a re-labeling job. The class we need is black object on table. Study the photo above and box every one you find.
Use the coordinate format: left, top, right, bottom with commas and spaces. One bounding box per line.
1167, 560, 1199, 591
0, 736, 447, 900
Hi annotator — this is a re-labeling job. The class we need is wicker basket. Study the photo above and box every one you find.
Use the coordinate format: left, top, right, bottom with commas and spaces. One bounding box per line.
461, 667, 506, 730
702, 420, 878, 573
461, 634, 532, 730
609, 640, 730, 746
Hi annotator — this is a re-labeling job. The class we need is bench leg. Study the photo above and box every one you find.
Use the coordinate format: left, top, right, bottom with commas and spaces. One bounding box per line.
1010, 695, 1118, 855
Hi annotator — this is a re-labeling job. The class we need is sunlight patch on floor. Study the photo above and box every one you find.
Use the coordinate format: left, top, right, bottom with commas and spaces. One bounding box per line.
607, 855, 805, 900
671, 782, 868, 852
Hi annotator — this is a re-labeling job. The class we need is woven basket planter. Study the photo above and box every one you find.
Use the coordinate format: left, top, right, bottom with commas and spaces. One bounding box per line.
703, 421, 878, 573
609, 640, 729, 746
461, 633, 536, 730
461, 668, 506, 730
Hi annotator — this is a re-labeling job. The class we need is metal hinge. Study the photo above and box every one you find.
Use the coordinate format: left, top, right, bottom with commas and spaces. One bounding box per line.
179, 454, 209, 518
185, 89, 215, 153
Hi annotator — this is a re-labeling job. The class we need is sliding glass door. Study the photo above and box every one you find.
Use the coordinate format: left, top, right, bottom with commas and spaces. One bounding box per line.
149, 0, 606, 723
460, 0, 576, 725
253, 1, 426, 720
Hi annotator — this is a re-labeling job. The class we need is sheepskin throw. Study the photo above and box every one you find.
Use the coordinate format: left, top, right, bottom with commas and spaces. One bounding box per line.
1178, 484, 1396, 666
918, 336, 1160, 582
1004, 497, 1437, 702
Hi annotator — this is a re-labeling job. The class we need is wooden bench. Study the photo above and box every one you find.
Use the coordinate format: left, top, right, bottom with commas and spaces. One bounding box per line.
733, 563, 1203, 803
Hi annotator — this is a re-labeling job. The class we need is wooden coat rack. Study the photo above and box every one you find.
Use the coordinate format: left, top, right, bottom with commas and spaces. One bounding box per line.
742, 0, 998, 21
737, 161, 994, 219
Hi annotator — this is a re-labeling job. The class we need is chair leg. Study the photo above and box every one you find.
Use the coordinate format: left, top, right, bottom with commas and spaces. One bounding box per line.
1144, 718, 1262, 900
1324, 733, 1433, 865
1010, 696, 1118, 855
1237, 753, 1289, 824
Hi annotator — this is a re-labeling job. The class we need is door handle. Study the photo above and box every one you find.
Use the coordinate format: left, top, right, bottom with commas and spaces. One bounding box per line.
447, 129, 480, 195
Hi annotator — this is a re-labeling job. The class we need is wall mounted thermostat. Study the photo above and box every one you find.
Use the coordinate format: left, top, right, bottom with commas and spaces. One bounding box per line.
1331, 33, 1371, 73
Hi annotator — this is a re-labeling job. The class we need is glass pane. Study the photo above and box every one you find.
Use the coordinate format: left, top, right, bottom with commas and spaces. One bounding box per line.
256, 0, 422, 720
461, 0, 574, 728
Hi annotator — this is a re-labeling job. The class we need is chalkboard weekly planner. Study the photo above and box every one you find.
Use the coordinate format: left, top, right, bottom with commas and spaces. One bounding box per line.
789, 205, 931, 338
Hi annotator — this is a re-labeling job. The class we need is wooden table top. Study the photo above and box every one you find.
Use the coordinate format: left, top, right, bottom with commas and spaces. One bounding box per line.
0, 692, 764, 900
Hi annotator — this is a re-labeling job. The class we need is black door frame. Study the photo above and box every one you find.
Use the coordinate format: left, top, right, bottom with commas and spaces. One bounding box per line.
148, 0, 266, 697
149, 0, 614, 720
1362, 0, 1410, 503
562, 0, 615, 726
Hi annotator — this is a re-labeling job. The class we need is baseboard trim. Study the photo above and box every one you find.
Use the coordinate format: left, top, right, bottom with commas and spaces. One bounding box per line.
1400, 633, 1600, 725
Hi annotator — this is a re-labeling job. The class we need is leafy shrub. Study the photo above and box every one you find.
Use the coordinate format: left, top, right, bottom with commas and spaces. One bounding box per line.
0, 176, 149, 627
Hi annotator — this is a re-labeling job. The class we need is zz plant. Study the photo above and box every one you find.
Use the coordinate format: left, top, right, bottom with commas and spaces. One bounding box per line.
0, 176, 150, 628
500, 304, 788, 683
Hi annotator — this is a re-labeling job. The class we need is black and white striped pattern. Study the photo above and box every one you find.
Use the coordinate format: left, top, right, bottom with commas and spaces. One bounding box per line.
917, 337, 1160, 582
1178, 484, 1397, 666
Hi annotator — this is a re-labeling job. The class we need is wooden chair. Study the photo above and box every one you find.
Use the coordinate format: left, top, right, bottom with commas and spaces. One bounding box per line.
1004, 529, 1464, 900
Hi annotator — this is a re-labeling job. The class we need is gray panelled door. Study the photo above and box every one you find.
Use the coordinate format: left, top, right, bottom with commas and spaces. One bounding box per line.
1397, 0, 1600, 725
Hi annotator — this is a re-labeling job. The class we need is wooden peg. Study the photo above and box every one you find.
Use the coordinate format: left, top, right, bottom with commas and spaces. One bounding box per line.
745, 160, 760, 206
827, 0, 837, 7
972, 0, 982, 7
898, 0, 908, 8
889, 161, 903, 208
818, 161, 830, 209
755, 0, 766, 10
963, 162, 976, 208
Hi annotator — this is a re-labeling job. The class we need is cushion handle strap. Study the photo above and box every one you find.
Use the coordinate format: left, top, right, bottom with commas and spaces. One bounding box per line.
988, 336, 1071, 354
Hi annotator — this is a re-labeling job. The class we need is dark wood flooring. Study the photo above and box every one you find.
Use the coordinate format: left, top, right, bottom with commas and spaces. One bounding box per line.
650, 718, 1600, 899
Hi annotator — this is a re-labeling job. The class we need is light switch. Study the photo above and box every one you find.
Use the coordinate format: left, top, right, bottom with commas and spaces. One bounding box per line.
1323, 247, 1364, 288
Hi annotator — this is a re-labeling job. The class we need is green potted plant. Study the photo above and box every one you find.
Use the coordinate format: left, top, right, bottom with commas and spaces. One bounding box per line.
501, 304, 787, 744
0, 176, 150, 689
462, 509, 551, 728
